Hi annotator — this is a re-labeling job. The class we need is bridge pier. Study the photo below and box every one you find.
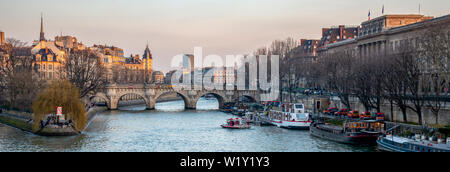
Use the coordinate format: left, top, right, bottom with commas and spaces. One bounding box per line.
146, 101, 155, 110
185, 101, 196, 110
109, 99, 118, 110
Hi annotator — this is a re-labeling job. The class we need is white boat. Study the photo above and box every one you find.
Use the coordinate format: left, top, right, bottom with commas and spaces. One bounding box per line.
268, 103, 311, 130
377, 135, 450, 152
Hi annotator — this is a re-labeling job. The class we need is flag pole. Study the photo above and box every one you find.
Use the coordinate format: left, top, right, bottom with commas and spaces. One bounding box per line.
419, 3, 421, 14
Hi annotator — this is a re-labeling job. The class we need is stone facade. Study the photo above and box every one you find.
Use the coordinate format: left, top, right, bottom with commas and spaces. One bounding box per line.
319, 25, 360, 49
309, 14, 450, 126
318, 14, 449, 59
152, 71, 164, 84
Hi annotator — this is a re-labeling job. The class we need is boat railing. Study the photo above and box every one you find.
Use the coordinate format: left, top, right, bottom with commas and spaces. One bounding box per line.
386, 125, 401, 133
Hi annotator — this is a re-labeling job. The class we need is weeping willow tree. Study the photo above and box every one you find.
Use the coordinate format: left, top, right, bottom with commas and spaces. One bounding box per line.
32, 80, 86, 132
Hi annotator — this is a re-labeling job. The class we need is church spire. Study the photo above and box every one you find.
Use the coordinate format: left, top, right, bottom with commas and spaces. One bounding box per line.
40, 13, 45, 41
143, 43, 152, 59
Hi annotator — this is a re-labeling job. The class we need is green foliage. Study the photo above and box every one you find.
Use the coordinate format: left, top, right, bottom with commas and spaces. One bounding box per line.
400, 130, 413, 137
325, 119, 344, 126
32, 80, 86, 132
0, 115, 33, 132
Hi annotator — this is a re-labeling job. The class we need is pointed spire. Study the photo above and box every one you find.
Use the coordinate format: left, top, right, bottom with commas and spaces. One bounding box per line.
143, 43, 152, 60
40, 13, 45, 41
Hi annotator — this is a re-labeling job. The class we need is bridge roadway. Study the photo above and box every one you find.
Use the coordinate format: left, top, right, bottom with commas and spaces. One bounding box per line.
89, 84, 260, 110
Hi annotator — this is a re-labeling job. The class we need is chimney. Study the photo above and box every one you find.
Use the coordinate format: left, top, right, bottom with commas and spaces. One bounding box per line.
300, 39, 307, 46
322, 28, 329, 37
339, 25, 345, 40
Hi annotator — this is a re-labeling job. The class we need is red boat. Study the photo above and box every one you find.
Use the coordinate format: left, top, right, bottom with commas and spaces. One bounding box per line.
221, 118, 251, 129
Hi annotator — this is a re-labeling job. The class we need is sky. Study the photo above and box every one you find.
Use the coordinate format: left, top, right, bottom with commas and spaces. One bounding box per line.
0, 0, 449, 73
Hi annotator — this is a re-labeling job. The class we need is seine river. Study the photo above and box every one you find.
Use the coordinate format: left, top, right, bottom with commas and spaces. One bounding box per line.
0, 99, 376, 152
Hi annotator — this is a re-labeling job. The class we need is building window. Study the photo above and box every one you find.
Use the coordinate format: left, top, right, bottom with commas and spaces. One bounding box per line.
43, 64, 46, 70
49, 65, 53, 70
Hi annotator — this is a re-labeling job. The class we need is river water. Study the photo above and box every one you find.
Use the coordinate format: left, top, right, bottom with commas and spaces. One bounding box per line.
0, 99, 376, 152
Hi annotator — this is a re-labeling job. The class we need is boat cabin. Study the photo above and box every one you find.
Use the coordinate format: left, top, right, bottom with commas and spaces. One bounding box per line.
344, 120, 385, 133
226, 118, 243, 126
276, 103, 305, 113
269, 103, 309, 122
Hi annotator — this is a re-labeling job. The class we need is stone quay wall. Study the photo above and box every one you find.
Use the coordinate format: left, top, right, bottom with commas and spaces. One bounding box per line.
295, 95, 449, 126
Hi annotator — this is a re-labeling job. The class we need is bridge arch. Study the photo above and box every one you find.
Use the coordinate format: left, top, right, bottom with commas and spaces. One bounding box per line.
152, 91, 194, 110
195, 92, 225, 109
235, 95, 257, 104
112, 92, 151, 110
89, 93, 111, 109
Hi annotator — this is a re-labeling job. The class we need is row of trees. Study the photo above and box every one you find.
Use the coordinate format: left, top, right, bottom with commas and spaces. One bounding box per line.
0, 39, 43, 111
0, 38, 107, 112
309, 26, 449, 124
0, 38, 108, 131
253, 26, 448, 125
252, 37, 299, 102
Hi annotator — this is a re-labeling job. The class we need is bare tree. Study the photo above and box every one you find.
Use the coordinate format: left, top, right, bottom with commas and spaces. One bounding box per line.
417, 25, 450, 124
352, 55, 384, 112
319, 51, 355, 109
0, 38, 42, 111
384, 43, 425, 124
269, 38, 298, 102
252, 38, 298, 102
381, 52, 411, 122
64, 50, 107, 98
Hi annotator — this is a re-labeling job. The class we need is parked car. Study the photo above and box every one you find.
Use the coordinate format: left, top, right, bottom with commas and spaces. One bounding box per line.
324, 107, 339, 115
360, 112, 372, 119
375, 113, 385, 121
335, 109, 348, 116
347, 110, 360, 118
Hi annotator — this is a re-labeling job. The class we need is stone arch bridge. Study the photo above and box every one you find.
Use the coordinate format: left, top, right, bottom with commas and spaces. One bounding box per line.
90, 84, 261, 110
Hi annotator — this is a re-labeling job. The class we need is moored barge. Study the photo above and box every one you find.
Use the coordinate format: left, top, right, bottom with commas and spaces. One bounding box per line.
310, 120, 385, 144
377, 134, 450, 152
268, 103, 311, 130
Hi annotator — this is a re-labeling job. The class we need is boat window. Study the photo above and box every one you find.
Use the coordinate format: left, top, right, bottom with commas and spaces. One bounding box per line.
295, 105, 303, 109
297, 114, 307, 120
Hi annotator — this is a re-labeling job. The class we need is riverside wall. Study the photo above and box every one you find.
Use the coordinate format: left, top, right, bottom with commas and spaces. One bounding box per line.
0, 105, 109, 136
294, 95, 449, 126
0, 113, 33, 133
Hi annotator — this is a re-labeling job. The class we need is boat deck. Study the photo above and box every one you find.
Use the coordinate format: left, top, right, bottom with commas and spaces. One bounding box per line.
317, 124, 343, 131
383, 136, 450, 151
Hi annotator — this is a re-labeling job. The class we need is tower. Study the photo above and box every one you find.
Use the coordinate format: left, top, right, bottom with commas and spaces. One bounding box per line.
39, 13, 45, 41
142, 44, 153, 83
0, 31, 5, 45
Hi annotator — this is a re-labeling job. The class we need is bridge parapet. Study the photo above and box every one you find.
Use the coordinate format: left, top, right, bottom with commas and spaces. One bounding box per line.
91, 84, 261, 110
